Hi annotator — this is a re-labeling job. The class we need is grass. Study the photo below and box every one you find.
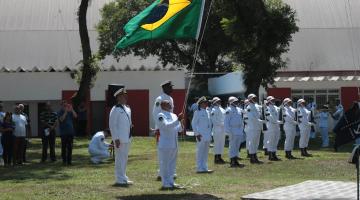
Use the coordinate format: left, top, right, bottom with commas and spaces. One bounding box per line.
0, 134, 357, 200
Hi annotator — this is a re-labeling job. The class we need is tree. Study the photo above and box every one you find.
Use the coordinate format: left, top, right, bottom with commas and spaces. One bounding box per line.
72, 0, 99, 108
219, 0, 298, 96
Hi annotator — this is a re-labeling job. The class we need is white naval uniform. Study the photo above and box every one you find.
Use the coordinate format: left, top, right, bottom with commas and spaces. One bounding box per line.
109, 104, 132, 184
298, 106, 312, 148
152, 93, 174, 129
245, 103, 264, 154
210, 105, 226, 155
88, 131, 110, 163
265, 105, 282, 152
192, 108, 212, 172
224, 105, 245, 158
156, 111, 182, 187
283, 105, 298, 151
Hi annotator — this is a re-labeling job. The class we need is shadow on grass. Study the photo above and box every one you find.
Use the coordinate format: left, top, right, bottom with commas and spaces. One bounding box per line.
116, 193, 223, 200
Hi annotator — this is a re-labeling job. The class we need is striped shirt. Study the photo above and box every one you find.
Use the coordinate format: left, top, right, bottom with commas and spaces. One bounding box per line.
39, 111, 58, 127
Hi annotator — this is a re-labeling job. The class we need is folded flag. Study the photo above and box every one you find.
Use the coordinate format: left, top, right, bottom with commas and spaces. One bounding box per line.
115, 0, 205, 49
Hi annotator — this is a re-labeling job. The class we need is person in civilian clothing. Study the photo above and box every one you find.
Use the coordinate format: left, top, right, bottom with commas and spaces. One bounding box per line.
88, 129, 112, 164
18, 104, 30, 163
210, 97, 226, 164
192, 96, 213, 173
58, 100, 77, 165
12, 105, 27, 165
39, 102, 58, 162
109, 88, 133, 186
0, 112, 15, 166
156, 100, 183, 189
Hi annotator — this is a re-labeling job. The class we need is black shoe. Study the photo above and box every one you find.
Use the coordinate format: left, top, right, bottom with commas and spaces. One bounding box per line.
285, 151, 296, 159
264, 148, 269, 156
254, 154, 263, 164
271, 152, 281, 161
304, 148, 313, 157
301, 148, 311, 157
250, 154, 262, 164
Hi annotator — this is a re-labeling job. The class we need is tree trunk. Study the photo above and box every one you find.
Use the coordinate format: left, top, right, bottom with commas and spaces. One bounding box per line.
73, 0, 92, 109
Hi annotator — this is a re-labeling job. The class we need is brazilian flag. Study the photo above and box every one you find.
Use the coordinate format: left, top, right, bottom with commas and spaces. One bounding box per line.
116, 0, 205, 49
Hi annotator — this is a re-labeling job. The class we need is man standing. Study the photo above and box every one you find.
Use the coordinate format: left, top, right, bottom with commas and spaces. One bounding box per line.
12, 105, 27, 165
245, 94, 265, 164
210, 97, 226, 164
109, 88, 133, 186
283, 98, 298, 159
297, 99, 314, 157
39, 102, 58, 162
265, 96, 282, 161
192, 96, 213, 173
224, 96, 245, 167
152, 80, 175, 180
156, 100, 183, 189
58, 100, 77, 165
318, 105, 330, 147
18, 104, 30, 163
88, 129, 112, 164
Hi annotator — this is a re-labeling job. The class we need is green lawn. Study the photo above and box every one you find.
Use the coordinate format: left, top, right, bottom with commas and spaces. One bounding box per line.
0, 135, 357, 200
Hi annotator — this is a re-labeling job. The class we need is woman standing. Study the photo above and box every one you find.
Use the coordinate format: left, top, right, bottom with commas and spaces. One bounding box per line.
0, 112, 15, 166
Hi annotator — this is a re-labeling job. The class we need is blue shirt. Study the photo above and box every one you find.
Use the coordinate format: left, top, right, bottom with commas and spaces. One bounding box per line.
58, 109, 75, 136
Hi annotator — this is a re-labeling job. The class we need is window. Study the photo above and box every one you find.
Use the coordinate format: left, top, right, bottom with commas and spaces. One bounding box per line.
291, 89, 340, 109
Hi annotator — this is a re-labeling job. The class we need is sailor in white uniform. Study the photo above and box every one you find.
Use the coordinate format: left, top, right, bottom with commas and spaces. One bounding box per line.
156, 100, 183, 189
192, 96, 213, 173
264, 96, 282, 161
210, 97, 226, 164
283, 98, 298, 159
109, 88, 133, 186
88, 129, 111, 164
297, 99, 314, 157
224, 96, 245, 167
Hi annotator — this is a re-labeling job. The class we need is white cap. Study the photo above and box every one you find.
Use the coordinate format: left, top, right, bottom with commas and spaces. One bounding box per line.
283, 98, 292, 105
228, 96, 239, 104
160, 80, 174, 87
197, 96, 208, 104
114, 88, 127, 97
212, 97, 221, 103
247, 94, 257, 100
266, 96, 275, 102
244, 99, 250, 105
297, 99, 306, 105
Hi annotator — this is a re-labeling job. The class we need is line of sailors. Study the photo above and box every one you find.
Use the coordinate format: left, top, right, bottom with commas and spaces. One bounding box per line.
191, 94, 322, 168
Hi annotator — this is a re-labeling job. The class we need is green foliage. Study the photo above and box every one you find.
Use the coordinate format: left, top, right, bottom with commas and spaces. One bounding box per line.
219, 0, 299, 95
74, 54, 101, 88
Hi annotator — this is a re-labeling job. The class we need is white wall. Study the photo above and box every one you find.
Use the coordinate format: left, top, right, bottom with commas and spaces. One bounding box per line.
271, 79, 360, 90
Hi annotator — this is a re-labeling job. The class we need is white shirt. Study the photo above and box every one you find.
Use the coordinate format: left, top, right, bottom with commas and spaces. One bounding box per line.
318, 112, 329, 128
156, 110, 182, 149
245, 103, 264, 130
224, 105, 244, 135
109, 104, 132, 143
191, 108, 212, 142
12, 114, 27, 137
210, 105, 225, 127
152, 93, 174, 128
284, 105, 297, 128
266, 104, 281, 130
298, 106, 312, 128
89, 131, 110, 152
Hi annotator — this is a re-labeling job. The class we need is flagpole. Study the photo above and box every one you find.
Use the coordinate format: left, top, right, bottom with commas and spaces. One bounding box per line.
181, 0, 214, 139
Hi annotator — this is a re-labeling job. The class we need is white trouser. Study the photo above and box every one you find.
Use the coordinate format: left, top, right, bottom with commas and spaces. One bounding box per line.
158, 148, 177, 187
196, 140, 210, 172
89, 148, 110, 163
213, 126, 226, 155
263, 131, 269, 149
284, 126, 296, 151
246, 128, 262, 154
319, 127, 329, 147
115, 143, 130, 184
266, 129, 280, 152
228, 134, 243, 158
299, 126, 311, 148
